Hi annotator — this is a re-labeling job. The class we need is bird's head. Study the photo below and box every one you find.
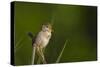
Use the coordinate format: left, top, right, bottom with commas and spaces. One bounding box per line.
42, 23, 53, 33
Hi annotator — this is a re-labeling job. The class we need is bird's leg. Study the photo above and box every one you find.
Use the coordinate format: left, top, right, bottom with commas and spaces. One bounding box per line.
37, 55, 41, 64
36, 46, 42, 64
42, 48, 45, 53
36, 46, 46, 64
37, 48, 45, 64
40, 47, 47, 64
36, 46, 44, 63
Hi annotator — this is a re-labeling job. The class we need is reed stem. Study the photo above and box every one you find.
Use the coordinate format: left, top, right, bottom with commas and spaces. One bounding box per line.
56, 40, 68, 63
32, 47, 36, 64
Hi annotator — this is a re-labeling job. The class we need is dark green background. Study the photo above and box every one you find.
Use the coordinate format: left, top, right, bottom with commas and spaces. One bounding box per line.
14, 1, 97, 65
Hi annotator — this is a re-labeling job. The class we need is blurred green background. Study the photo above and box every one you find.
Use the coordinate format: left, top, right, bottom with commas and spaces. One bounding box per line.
14, 1, 97, 65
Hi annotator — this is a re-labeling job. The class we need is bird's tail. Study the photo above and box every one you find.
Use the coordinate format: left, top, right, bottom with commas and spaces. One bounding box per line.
27, 32, 36, 46
28, 32, 34, 39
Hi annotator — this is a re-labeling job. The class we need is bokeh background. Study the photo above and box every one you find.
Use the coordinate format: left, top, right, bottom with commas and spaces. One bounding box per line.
13, 1, 97, 65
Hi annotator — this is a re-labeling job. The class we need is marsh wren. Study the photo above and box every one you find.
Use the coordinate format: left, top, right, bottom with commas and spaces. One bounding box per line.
28, 23, 53, 64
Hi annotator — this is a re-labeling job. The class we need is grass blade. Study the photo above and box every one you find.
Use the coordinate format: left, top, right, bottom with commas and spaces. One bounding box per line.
56, 40, 68, 63
14, 38, 24, 53
15, 38, 23, 49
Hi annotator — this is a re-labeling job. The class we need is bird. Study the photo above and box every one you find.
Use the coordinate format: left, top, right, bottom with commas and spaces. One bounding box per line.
28, 23, 53, 64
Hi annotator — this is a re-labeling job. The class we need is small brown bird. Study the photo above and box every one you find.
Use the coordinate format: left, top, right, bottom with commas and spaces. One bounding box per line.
28, 23, 53, 64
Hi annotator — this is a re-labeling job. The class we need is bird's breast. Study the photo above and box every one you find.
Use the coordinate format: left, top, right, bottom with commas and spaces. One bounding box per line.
35, 31, 51, 48
41, 32, 51, 47
41, 37, 49, 47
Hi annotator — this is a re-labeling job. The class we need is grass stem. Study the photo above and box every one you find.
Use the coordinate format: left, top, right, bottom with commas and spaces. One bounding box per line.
56, 40, 68, 63
32, 47, 36, 65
